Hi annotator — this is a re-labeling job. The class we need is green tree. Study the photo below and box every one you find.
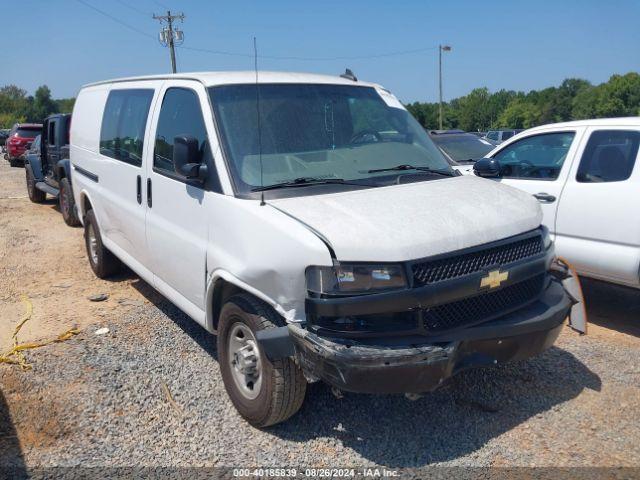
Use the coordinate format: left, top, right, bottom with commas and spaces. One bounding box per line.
456, 88, 492, 131
29, 85, 58, 122
56, 97, 76, 113
0, 85, 29, 127
497, 99, 541, 128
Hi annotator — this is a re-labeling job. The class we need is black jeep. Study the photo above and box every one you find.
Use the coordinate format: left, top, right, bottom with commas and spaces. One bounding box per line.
24, 113, 79, 226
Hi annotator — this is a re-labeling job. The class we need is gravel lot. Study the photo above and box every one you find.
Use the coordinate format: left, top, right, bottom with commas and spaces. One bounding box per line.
1, 159, 640, 471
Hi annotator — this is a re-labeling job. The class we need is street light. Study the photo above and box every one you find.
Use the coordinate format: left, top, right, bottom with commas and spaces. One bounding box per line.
439, 44, 452, 130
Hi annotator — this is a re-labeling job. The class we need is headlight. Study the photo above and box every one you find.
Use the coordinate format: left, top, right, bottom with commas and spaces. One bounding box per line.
306, 264, 407, 295
541, 225, 552, 249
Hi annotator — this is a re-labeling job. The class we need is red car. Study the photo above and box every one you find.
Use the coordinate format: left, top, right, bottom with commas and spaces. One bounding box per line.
5, 123, 42, 167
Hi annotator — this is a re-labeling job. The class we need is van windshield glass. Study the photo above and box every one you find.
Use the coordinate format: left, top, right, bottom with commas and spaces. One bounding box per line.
209, 84, 451, 194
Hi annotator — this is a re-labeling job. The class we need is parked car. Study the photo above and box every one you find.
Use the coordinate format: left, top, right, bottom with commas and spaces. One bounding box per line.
484, 129, 524, 144
474, 118, 640, 289
71, 72, 574, 427
24, 113, 79, 225
429, 130, 495, 164
5, 123, 42, 167
0, 129, 10, 150
469, 131, 487, 138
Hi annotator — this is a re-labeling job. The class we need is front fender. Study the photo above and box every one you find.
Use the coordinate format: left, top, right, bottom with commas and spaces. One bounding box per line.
25, 154, 44, 181
203, 195, 333, 333
205, 270, 290, 333
56, 158, 72, 182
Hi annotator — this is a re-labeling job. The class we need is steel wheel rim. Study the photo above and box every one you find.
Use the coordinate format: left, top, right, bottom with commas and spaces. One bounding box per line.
87, 224, 99, 265
228, 322, 263, 400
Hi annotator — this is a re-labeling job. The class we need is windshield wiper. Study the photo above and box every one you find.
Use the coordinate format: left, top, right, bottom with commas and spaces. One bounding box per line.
367, 164, 458, 176
251, 177, 374, 192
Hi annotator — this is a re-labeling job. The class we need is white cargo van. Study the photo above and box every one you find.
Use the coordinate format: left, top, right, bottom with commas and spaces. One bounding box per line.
71, 72, 573, 427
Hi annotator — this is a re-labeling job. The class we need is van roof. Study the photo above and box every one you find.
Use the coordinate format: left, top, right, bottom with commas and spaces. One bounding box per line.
83, 71, 382, 89
525, 117, 640, 130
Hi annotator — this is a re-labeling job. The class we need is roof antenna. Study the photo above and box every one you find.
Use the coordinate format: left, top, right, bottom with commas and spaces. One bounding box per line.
340, 68, 357, 82
254, 37, 265, 206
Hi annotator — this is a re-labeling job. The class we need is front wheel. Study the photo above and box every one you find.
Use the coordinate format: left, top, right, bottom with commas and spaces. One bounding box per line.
59, 178, 80, 227
218, 294, 306, 427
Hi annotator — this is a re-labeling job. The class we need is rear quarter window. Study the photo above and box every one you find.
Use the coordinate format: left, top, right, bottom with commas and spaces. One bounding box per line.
577, 130, 640, 183
100, 89, 154, 167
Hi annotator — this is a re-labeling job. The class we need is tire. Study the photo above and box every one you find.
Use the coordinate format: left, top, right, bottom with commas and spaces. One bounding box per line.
59, 177, 80, 227
217, 293, 306, 427
9, 157, 19, 168
25, 166, 46, 203
83, 209, 121, 278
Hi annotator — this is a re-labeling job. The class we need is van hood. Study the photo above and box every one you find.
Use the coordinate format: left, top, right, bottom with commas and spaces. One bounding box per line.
268, 175, 541, 262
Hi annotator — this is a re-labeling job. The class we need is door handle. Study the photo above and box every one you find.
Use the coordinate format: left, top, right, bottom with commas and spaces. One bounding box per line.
533, 192, 556, 203
136, 175, 142, 204
147, 178, 152, 208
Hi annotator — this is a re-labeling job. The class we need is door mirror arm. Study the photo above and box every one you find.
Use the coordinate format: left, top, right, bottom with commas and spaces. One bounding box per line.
179, 163, 208, 181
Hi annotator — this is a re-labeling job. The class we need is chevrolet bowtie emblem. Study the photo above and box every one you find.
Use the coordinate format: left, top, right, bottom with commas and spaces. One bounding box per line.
480, 269, 509, 289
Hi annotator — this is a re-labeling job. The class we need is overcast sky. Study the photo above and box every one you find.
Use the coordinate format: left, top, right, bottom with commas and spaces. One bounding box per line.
2, 0, 639, 102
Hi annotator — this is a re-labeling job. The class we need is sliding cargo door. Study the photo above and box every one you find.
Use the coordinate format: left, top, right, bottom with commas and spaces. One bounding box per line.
97, 83, 160, 277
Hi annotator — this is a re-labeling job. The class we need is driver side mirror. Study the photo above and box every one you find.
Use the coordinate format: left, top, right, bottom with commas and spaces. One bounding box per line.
173, 135, 208, 182
473, 158, 501, 178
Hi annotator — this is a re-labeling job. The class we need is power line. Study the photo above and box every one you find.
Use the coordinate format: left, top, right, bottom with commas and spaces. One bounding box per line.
114, 0, 151, 17
179, 44, 252, 58
150, 0, 170, 10
75, 0, 155, 39
75, 1, 442, 63
177, 44, 440, 61
262, 45, 440, 61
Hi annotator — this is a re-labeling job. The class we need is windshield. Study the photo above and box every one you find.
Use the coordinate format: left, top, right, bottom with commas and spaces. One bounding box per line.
431, 134, 494, 162
209, 84, 451, 195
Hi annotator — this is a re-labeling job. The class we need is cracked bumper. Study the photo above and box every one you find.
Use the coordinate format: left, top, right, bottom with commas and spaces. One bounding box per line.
289, 280, 571, 394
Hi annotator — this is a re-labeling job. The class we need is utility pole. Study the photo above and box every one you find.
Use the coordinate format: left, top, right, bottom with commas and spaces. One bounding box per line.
153, 10, 185, 73
438, 44, 451, 130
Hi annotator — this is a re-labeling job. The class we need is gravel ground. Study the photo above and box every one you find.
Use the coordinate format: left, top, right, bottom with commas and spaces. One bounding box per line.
1, 158, 639, 471
1, 278, 639, 470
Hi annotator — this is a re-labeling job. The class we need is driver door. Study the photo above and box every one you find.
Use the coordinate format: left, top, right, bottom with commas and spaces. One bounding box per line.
489, 129, 584, 236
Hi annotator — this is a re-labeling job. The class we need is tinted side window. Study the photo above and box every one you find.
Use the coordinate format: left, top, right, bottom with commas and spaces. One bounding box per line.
154, 88, 208, 172
502, 131, 514, 140
100, 89, 154, 167
493, 132, 575, 180
48, 121, 56, 146
576, 130, 639, 183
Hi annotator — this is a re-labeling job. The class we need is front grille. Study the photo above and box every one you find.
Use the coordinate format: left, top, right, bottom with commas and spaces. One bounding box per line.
412, 234, 543, 286
422, 274, 545, 332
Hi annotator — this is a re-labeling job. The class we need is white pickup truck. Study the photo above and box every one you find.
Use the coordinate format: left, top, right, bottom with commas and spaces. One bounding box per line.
473, 118, 640, 289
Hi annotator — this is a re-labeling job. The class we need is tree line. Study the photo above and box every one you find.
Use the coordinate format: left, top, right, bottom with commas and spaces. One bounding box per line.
405, 72, 640, 131
0, 85, 75, 128
0, 72, 639, 131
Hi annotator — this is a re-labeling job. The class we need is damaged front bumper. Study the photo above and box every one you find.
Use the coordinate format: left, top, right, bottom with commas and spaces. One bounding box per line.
285, 279, 571, 394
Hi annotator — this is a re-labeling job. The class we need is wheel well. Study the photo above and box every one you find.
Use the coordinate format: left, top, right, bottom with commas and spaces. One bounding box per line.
81, 195, 93, 219
57, 166, 66, 179
210, 278, 243, 331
